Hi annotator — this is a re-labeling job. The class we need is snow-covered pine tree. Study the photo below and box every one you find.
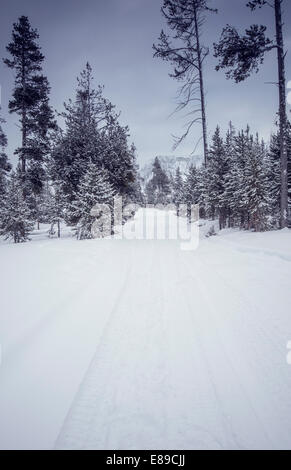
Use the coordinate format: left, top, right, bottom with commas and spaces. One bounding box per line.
230, 127, 250, 228
69, 163, 115, 240
43, 182, 65, 238
101, 125, 139, 201
242, 134, 271, 231
48, 63, 108, 206
184, 165, 200, 220
173, 167, 184, 215
266, 132, 281, 226
50, 63, 138, 216
0, 171, 34, 243
220, 122, 236, 227
196, 165, 209, 219
266, 124, 291, 227
207, 126, 228, 228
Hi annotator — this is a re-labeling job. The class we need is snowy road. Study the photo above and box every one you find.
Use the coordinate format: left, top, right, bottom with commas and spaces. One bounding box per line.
1, 209, 291, 449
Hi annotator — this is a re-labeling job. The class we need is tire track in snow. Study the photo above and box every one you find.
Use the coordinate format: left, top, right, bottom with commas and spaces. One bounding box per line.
182, 242, 291, 448
171, 244, 239, 449
177, 247, 281, 449
55, 242, 135, 449
55, 241, 170, 449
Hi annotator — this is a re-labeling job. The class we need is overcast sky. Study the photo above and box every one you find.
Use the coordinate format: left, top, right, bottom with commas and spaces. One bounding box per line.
0, 0, 291, 166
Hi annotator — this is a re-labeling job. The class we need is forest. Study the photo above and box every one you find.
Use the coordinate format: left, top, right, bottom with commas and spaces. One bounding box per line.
0, 1, 290, 243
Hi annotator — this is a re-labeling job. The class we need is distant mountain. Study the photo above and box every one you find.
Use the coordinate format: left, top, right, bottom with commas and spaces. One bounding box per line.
140, 155, 203, 186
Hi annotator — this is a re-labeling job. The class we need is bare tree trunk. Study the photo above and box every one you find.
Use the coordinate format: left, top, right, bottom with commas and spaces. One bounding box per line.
21, 110, 27, 173
21, 45, 27, 175
193, 7, 208, 166
275, 0, 288, 228
57, 219, 60, 238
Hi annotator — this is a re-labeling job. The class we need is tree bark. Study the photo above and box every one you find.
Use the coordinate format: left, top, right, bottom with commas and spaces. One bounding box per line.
275, 0, 288, 228
193, 6, 208, 166
21, 110, 27, 173
21, 45, 27, 174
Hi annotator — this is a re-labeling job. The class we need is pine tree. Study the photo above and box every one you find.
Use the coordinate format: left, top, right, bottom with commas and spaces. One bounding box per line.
242, 135, 271, 231
184, 165, 200, 220
220, 122, 236, 227
196, 164, 209, 219
222, 158, 242, 228
179, 122, 282, 232
4, 16, 56, 192
207, 126, 228, 227
266, 132, 281, 225
231, 128, 251, 228
42, 181, 65, 238
50, 63, 138, 213
146, 157, 171, 205
101, 126, 138, 200
0, 171, 34, 243
68, 163, 115, 240
145, 179, 158, 205
173, 167, 184, 215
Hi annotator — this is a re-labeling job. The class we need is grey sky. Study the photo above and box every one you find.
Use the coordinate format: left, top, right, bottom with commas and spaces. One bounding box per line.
0, 0, 291, 166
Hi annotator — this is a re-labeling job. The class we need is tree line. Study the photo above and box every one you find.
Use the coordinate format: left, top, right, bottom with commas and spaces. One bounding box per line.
146, 122, 291, 232
0, 16, 142, 242
0, 2, 290, 243
154, 0, 290, 228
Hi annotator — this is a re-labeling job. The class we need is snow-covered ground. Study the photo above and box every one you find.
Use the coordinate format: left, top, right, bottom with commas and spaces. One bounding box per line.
0, 209, 291, 450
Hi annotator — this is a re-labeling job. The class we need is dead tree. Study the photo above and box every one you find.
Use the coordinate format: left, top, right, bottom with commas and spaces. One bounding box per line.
153, 0, 217, 166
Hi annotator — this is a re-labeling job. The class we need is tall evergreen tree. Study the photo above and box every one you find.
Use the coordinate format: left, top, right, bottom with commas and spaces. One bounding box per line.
101, 125, 138, 200
242, 135, 271, 231
50, 63, 138, 217
207, 126, 228, 228
267, 132, 281, 224
4, 15, 56, 186
220, 122, 236, 227
231, 128, 251, 227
